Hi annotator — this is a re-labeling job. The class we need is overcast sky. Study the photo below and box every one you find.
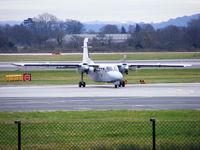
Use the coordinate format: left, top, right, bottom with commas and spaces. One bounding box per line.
0, 0, 200, 23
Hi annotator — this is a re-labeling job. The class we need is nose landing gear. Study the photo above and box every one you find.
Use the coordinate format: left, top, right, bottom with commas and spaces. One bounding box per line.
79, 72, 86, 88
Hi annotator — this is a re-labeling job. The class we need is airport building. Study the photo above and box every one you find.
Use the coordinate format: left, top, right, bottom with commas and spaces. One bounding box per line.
64, 34, 131, 43
23, 18, 34, 27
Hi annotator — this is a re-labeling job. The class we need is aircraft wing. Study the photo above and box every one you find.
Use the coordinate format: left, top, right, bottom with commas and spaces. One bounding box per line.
126, 63, 190, 69
12, 62, 80, 68
12, 62, 100, 69
116, 63, 190, 74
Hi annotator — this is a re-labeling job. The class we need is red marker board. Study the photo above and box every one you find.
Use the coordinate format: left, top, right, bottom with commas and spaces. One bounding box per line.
23, 73, 31, 81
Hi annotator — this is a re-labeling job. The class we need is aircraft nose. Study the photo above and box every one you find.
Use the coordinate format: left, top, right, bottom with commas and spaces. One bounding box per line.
108, 71, 123, 81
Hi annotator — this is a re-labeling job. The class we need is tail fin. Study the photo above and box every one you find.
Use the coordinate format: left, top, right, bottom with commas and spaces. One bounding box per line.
82, 38, 94, 64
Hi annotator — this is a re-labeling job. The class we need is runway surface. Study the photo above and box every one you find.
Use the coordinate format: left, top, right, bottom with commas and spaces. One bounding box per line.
0, 59, 199, 71
0, 83, 200, 111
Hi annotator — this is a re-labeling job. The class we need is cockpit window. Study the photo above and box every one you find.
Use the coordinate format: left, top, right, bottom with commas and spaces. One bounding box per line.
106, 66, 112, 71
106, 66, 118, 71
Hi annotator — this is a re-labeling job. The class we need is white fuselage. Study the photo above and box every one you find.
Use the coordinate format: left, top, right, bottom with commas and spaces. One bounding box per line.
88, 65, 123, 82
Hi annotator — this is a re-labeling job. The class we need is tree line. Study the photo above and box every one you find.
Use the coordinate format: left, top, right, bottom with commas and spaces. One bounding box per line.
0, 13, 200, 53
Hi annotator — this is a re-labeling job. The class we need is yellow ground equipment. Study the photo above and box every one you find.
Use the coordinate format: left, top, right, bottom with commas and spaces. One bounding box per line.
5, 73, 31, 82
5, 74, 23, 81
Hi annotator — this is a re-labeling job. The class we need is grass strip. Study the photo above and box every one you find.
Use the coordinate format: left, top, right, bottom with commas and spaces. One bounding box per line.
0, 110, 200, 150
0, 69, 200, 85
0, 110, 199, 121
0, 52, 200, 61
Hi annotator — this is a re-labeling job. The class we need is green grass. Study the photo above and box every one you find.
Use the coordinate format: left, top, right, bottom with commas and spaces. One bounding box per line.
0, 110, 199, 121
0, 110, 200, 150
127, 68, 200, 84
1, 119, 199, 150
1, 69, 200, 85
0, 51, 200, 149
0, 52, 200, 61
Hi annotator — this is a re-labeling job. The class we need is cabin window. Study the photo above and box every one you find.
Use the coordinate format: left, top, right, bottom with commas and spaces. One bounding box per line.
113, 66, 118, 71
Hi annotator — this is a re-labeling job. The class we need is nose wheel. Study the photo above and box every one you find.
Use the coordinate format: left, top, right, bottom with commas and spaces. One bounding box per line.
79, 72, 86, 87
114, 81, 126, 88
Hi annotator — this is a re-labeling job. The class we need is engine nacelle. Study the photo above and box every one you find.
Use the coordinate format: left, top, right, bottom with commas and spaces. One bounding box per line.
119, 64, 129, 74
89, 67, 95, 72
79, 64, 89, 74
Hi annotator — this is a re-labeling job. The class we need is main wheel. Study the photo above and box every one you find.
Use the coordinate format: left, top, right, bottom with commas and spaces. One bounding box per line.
122, 81, 125, 87
79, 82, 82, 87
119, 81, 122, 87
83, 82, 86, 87
115, 84, 118, 88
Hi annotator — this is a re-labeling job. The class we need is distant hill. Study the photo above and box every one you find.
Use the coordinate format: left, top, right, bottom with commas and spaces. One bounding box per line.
0, 21, 21, 26
152, 14, 200, 29
84, 14, 200, 32
1, 14, 199, 31
84, 21, 132, 33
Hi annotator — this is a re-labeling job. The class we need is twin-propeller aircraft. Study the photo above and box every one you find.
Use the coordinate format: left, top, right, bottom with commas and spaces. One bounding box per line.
13, 38, 189, 88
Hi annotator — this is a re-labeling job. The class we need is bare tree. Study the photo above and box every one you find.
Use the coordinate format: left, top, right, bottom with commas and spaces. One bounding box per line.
121, 26, 127, 34
186, 17, 200, 49
65, 20, 85, 34
100, 24, 119, 34
34, 13, 58, 23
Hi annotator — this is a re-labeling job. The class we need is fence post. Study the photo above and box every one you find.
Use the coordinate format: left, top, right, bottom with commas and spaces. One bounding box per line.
14, 120, 21, 150
150, 118, 156, 150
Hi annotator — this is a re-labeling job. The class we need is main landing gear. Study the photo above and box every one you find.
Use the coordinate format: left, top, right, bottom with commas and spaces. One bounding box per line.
79, 72, 86, 88
114, 81, 126, 88
79, 81, 86, 87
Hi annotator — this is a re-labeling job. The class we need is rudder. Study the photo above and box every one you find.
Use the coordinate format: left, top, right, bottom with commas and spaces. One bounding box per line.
82, 38, 94, 64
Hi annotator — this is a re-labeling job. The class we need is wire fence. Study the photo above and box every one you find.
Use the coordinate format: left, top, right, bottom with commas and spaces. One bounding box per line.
0, 118, 200, 150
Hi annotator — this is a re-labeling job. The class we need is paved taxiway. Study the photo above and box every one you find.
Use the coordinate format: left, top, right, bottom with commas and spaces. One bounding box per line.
0, 83, 200, 111
0, 59, 199, 71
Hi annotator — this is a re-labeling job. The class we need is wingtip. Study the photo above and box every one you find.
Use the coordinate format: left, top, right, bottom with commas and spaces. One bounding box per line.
12, 63, 24, 66
184, 64, 192, 67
